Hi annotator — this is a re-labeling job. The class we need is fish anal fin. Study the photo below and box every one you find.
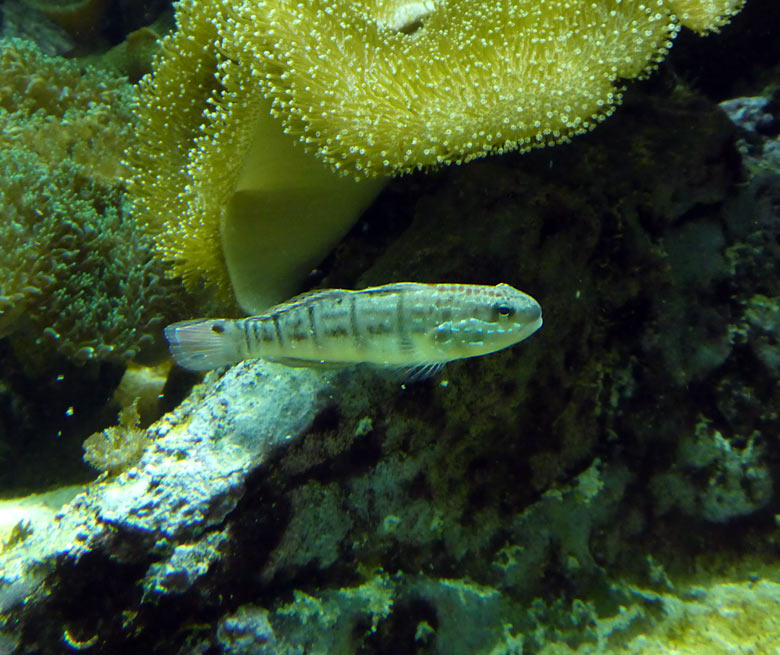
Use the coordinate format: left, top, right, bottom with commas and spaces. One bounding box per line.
266, 357, 350, 369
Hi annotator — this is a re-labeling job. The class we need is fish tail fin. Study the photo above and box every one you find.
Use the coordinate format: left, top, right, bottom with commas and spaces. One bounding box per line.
164, 319, 243, 371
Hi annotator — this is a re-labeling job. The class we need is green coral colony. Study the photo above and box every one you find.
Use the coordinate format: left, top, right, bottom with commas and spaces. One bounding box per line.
0, 39, 173, 364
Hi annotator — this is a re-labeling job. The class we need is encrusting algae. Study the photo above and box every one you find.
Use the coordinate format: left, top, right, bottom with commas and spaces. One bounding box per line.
82, 400, 148, 474
127, 0, 745, 312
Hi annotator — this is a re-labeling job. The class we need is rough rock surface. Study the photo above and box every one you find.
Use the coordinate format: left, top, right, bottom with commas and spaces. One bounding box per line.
2, 55, 780, 655
0, 362, 333, 649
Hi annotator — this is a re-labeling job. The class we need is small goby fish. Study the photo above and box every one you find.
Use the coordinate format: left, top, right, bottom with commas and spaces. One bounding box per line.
164, 282, 542, 376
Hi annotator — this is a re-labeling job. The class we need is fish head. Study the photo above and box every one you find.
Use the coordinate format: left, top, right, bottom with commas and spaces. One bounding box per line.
432, 283, 543, 358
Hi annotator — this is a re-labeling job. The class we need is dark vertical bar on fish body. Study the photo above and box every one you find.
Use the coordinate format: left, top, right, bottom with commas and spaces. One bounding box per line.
250, 319, 262, 357
240, 319, 252, 357
372, 290, 398, 344
312, 292, 350, 355
396, 289, 413, 354
307, 301, 322, 354
286, 304, 311, 350
406, 288, 427, 337
272, 313, 284, 349
349, 292, 363, 351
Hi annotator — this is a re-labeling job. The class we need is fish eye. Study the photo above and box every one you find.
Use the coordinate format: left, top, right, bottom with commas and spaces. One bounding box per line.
495, 304, 515, 319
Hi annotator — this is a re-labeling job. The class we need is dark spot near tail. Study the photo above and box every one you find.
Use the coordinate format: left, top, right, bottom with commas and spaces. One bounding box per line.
211, 323, 225, 334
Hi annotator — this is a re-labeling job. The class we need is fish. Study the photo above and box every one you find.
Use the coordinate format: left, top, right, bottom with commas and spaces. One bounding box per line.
164, 282, 542, 376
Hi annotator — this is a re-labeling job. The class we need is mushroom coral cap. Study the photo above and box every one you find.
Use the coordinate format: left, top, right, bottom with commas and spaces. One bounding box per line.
232, 0, 679, 177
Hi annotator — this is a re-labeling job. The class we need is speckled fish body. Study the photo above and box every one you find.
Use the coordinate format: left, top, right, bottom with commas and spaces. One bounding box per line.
164, 282, 542, 372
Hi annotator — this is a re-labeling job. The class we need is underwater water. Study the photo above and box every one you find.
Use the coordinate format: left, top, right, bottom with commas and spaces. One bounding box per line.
0, 0, 779, 653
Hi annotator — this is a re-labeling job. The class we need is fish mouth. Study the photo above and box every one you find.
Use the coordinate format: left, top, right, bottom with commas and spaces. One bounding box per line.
515, 315, 543, 342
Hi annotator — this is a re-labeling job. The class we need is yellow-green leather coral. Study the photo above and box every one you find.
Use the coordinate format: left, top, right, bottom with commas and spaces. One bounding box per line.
667, 0, 745, 32
128, 0, 745, 313
127, 0, 385, 314
237, 0, 674, 176
236, 0, 744, 175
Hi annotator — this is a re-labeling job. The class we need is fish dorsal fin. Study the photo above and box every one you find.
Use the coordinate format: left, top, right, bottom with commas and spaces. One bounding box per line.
268, 283, 432, 316
356, 282, 432, 295
266, 288, 352, 316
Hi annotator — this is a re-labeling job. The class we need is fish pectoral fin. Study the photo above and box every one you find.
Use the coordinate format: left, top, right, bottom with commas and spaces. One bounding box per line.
397, 362, 445, 381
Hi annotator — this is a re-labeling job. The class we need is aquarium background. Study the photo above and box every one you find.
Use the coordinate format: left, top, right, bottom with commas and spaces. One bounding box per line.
0, 0, 779, 653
